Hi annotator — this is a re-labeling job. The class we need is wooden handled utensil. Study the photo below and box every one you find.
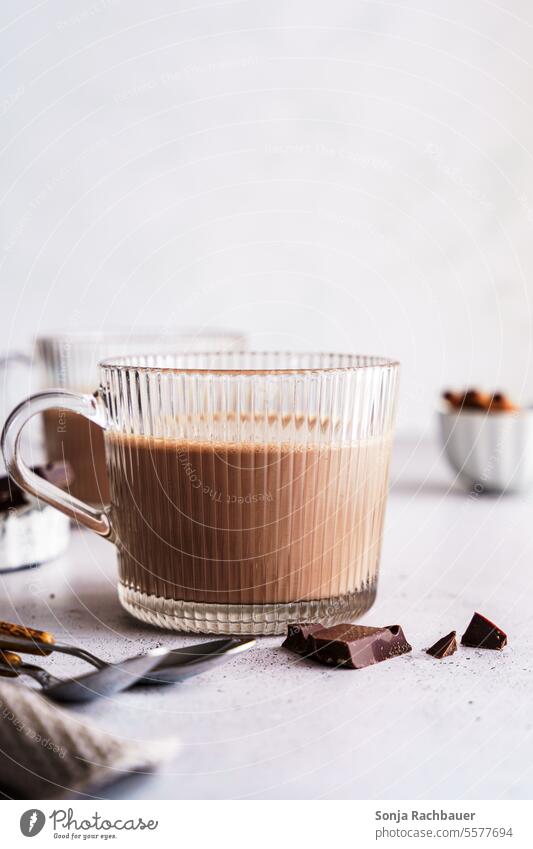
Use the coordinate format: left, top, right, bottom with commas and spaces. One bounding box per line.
0, 620, 255, 687
0, 647, 172, 702
0, 621, 55, 655
0, 649, 22, 677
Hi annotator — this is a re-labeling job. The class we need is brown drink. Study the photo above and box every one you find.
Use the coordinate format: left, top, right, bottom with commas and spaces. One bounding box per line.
43, 409, 109, 504
106, 425, 391, 607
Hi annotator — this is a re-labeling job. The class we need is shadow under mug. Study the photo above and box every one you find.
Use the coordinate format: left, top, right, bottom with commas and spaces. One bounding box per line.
2, 352, 400, 635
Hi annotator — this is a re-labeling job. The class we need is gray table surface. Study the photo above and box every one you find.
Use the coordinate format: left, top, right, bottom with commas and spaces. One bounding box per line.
1, 437, 531, 800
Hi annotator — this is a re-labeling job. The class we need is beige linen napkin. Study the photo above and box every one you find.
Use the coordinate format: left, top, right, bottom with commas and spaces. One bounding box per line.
0, 682, 179, 798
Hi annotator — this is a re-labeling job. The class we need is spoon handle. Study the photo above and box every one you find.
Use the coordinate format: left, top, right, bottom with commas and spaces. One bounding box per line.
0, 621, 55, 655
0, 621, 108, 668
0, 650, 55, 689
0, 649, 22, 678
0, 627, 107, 669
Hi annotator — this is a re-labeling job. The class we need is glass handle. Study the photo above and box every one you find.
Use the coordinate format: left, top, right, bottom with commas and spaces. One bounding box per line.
0, 352, 32, 369
1, 389, 114, 540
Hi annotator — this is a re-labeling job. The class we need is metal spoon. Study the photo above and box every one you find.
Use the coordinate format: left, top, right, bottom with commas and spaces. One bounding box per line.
0, 621, 255, 684
0, 621, 113, 669
135, 636, 255, 684
0, 648, 170, 703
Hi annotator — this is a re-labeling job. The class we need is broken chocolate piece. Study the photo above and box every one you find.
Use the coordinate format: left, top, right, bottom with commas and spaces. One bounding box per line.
0, 475, 26, 511
461, 612, 507, 651
426, 630, 457, 659
283, 622, 412, 669
282, 623, 325, 655
0, 462, 73, 513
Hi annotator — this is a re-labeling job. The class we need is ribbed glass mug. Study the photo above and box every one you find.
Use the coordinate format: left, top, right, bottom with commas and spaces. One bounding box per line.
2, 352, 400, 635
35, 330, 245, 506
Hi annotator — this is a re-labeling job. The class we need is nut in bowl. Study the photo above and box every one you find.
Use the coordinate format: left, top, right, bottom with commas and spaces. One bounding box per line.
438, 389, 533, 494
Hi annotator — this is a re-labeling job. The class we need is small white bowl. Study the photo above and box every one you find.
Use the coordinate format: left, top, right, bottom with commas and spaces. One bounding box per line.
438, 407, 533, 493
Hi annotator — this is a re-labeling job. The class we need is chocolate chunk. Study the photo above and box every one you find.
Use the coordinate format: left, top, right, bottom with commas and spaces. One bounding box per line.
426, 630, 457, 659
461, 612, 507, 651
283, 623, 325, 655
282, 622, 412, 669
0, 462, 73, 513
0, 475, 26, 511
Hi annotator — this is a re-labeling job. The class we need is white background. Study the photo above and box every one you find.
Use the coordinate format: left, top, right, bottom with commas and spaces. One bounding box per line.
2, 0, 533, 434
1, 4, 533, 808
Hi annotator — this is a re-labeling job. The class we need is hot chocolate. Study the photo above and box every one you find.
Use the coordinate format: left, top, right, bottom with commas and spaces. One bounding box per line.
43, 409, 109, 505
106, 426, 391, 607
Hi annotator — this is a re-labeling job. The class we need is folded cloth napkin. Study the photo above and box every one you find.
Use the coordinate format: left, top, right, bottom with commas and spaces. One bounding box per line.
0, 682, 179, 799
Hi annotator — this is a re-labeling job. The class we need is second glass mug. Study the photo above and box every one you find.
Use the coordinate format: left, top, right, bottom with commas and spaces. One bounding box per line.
2, 352, 400, 635
30, 329, 245, 505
